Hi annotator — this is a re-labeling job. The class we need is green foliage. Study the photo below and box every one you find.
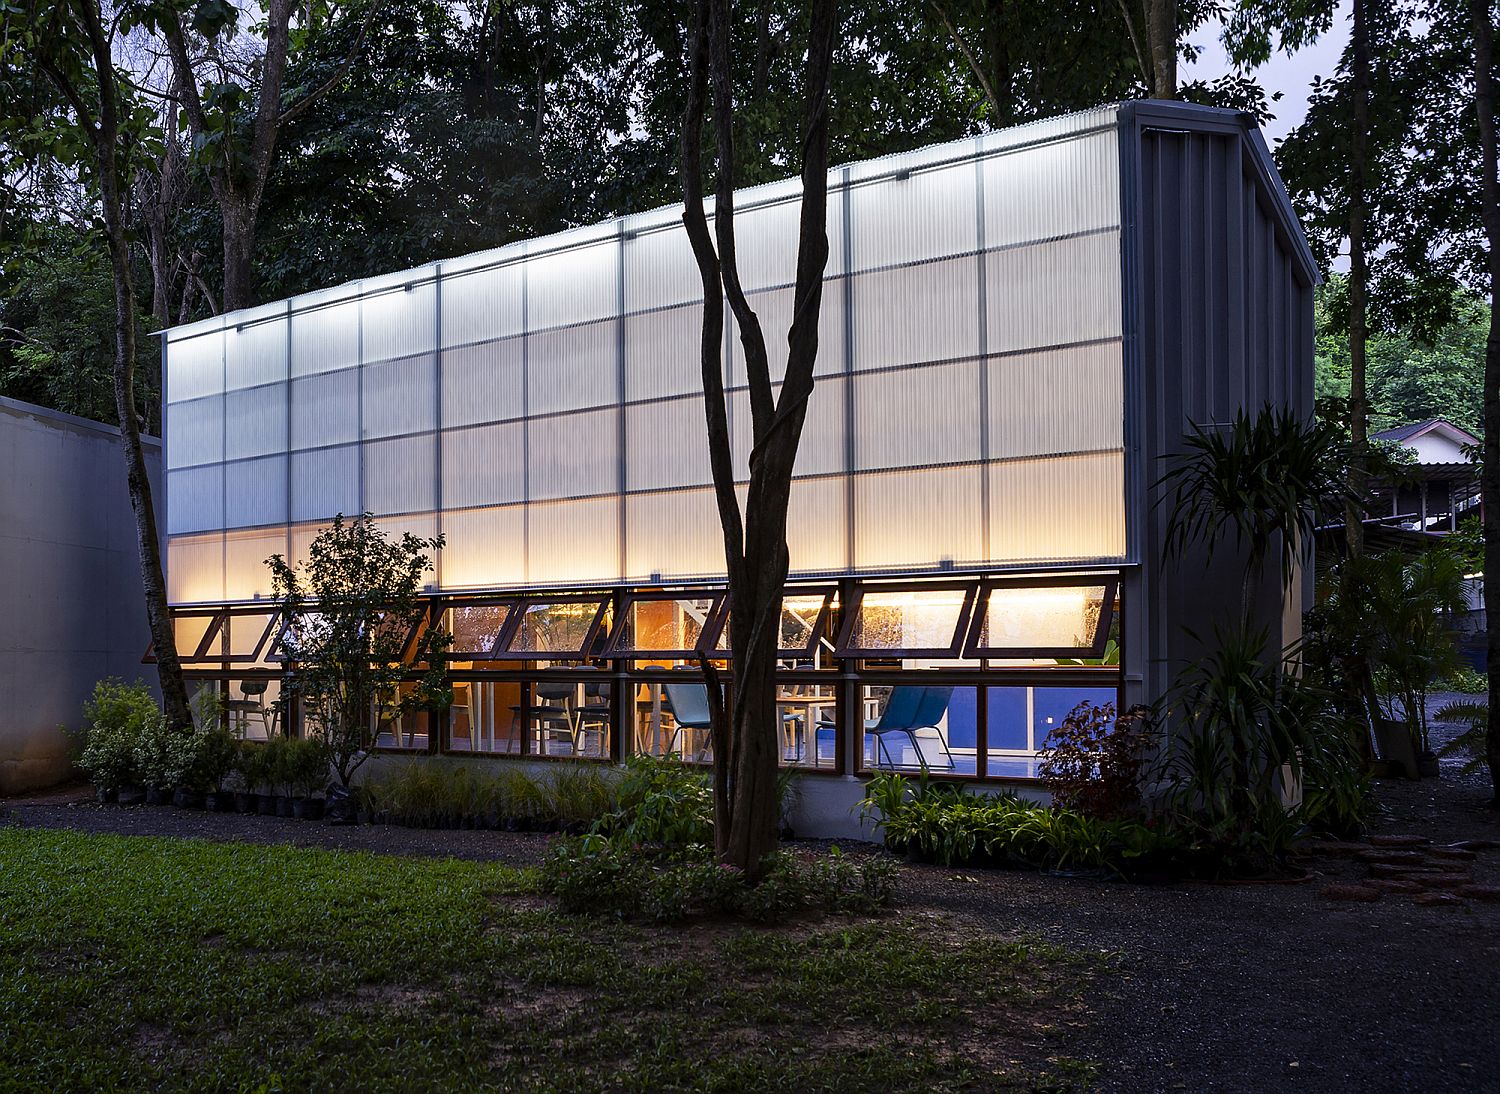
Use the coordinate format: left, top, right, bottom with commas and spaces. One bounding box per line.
857, 774, 1185, 877
595, 754, 714, 848
0, 827, 1074, 1092
129, 711, 179, 791
356, 759, 621, 830
266, 513, 450, 787
280, 737, 331, 797
75, 679, 160, 790
1435, 700, 1491, 775
1440, 666, 1488, 695
538, 837, 896, 925
235, 739, 273, 793
1158, 405, 1351, 601
1036, 701, 1153, 819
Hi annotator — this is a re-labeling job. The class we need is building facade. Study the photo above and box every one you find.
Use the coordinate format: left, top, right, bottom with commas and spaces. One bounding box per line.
1, 397, 161, 794
158, 102, 1317, 814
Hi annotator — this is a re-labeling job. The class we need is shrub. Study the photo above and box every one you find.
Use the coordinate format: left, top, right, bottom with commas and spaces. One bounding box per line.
597, 754, 713, 848
1037, 701, 1153, 819
282, 738, 331, 798
236, 740, 273, 794
76, 679, 159, 790
538, 837, 896, 924
131, 713, 179, 791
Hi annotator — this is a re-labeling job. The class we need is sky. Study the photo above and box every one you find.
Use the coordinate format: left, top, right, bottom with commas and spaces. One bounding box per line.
1181, 1, 1352, 147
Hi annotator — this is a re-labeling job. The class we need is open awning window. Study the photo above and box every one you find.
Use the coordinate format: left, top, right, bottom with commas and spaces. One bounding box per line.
142, 609, 225, 665
714, 589, 836, 657
602, 592, 726, 657
442, 600, 518, 659
833, 582, 978, 659
962, 576, 1118, 659
493, 596, 611, 660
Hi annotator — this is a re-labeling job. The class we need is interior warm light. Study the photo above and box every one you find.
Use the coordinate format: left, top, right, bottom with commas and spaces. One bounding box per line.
984, 586, 1097, 648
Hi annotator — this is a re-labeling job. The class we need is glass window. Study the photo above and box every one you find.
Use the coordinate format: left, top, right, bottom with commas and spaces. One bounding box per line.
145, 611, 225, 664
966, 578, 1117, 657
775, 679, 839, 769
373, 682, 430, 750
835, 584, 976, 658
716, 591, 834, 657
984, 684, 1119, 778
630, 674, 716, 761
857, 684, 977, 775
223, 677, 284, 741
212, 611, 281, 662
606, 593, 725, 657
444, 601, 515, 658
499, 598, 609, 659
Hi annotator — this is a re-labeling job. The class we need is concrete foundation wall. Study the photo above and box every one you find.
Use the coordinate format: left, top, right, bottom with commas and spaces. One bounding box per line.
0, 398, 161, 794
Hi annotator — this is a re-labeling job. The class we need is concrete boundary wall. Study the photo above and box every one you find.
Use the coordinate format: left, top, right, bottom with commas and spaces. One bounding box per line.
0, 397, 161, 794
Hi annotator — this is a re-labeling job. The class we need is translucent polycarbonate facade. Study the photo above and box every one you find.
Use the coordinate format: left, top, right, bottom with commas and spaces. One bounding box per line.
162, 106, 1127, 605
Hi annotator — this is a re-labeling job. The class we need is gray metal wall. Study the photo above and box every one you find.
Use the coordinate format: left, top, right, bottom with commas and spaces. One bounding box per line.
1117, 103, 1319, 705
0, 398, 161, 794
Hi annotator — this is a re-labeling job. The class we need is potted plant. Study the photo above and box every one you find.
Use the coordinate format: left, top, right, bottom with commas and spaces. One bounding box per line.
257, 738, 286, 816
75, 678, 157, 803
232, 741, 265, 814
132, 713, 177, 805
285, 738, 330, 820
165, 730, 206, 809
199, 730, 238, 811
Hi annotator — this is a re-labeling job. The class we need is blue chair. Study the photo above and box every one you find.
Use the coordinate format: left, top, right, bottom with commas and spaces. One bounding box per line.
662, 681, 714, 760
869, 685, 956, 770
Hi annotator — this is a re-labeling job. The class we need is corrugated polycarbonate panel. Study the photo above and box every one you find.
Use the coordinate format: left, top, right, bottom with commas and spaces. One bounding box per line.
527, 497, 618, 585
165, 395, 223, 469
624, 304, 705, 401
290, 297, 360, 377
985, 231, 1121, 354
363, 355, 436, 439
163, 114, 1133, 603
853, 464, 985, 569
166, 533, 223, 604
852, 361, 981, 472
290, 446, 359, 523
982, 129, 1119, 248
442, 422, 526, 508
527, 409, 617, 501
850, 258, 980, 371
441, 505, 526, 588
625, 488, 724, 580
527, 322, 617, 416
166, 330, 223, 404
526, 239, 618, 330
986, 342, 1124, 460
626, 397, 711, 491
225, 315, 287, 391
224, 529, 284, 600
623, 223, 703, 312
363, 282, 435, 364
224, 456, 287, 528
290, 370, 358, 449
364, 434, 436, 516
988, 452, 1125, 561
167, 465, 224, 534
440, 262, 524, 348
224, 386, 287, 461
441, 340, 524, 428
849, 160, 978, 271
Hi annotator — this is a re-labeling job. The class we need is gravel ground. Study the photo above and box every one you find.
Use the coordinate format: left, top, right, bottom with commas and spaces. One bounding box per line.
5, 695, 1498, 1093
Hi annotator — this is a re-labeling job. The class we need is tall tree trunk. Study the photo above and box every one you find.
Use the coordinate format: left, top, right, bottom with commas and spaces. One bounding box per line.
71, 0, 194, 728
681, 0, 837, 876
1145, 0, 1176, 98
220, 196, 257, 313
1345, 0, 1372, 558
1472, 0, 1500, 807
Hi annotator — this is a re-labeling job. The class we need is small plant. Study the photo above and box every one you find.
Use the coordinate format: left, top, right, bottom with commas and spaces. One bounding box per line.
75, 679, 158, 791
131, 712, 178, 792
236, 740, 273, 794
597, 754, 713, 847
1036, 701, 1153, 819
282, 738, 331, 798
1435, 700, 1490, 775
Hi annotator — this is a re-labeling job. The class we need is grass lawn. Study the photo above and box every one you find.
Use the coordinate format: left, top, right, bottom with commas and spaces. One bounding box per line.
0, 827, 1095, 1092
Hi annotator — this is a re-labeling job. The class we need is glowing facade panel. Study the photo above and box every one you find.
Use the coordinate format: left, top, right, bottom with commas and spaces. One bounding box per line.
164, 106, 1129, 603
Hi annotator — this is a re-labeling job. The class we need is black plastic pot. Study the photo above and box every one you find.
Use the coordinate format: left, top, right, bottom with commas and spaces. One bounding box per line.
95, 786, 118, 804
292, 797, 325, 821
1418, 750, 1442, 778
258, 794, 280, 816
117, 785, 146, 806
234, 791, 259, 814
203, 791, 232, 813
275, 795, 295, 818
173, 787, 204, 810
144, 786, 173, 806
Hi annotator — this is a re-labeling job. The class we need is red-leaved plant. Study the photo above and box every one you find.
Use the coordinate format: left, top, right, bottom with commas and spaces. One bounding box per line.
1037, 702, 1154, 820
